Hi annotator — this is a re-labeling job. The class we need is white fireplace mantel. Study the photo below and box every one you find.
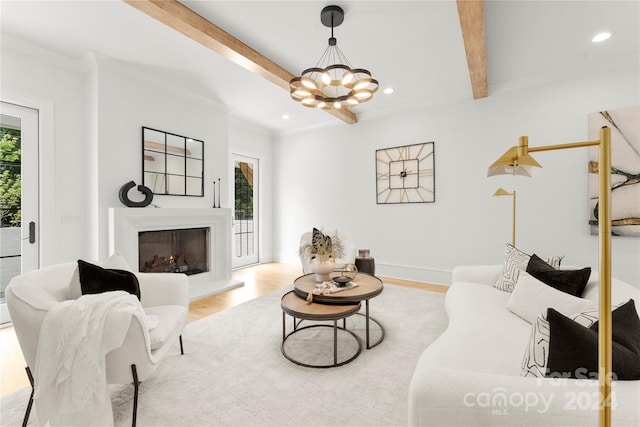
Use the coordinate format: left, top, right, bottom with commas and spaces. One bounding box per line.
108, 207, 242, 300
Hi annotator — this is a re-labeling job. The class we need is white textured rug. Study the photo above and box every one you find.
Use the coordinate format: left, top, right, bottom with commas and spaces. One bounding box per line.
0, 284, 447, 427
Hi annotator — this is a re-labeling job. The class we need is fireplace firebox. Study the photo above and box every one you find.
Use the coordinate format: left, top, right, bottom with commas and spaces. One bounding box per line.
138, 227, 209, 275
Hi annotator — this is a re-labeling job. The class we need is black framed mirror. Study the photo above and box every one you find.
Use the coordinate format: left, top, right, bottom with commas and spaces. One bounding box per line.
142, 127, 204, 196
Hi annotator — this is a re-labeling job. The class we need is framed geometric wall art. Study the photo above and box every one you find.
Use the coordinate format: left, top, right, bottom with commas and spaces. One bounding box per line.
375, 142, 435, 204
588, 106, 640, 237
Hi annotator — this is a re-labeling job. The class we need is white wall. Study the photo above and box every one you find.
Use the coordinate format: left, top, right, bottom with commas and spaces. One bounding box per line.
273, 65, 640, 286
88, 53, 230, 260
1, 39, 239, 267
1, 37, 88, 265
229, 118, 274, 263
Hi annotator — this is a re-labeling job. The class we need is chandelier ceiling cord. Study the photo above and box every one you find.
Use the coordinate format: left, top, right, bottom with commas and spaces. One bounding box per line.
289, 5, 379, 110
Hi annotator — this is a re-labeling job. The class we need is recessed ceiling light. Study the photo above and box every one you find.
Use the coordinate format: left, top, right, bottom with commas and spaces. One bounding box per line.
282, 114, 290, 120
384, 88, 394, 95
592, 32, 612, 43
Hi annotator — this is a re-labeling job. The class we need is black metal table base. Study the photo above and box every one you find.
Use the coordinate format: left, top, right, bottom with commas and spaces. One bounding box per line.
355, 312, 385, 349
281, 315, 362, 368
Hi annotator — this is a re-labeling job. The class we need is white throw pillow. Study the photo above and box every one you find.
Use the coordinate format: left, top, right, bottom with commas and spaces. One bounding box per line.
507, 273, 595, 324
67, 252, 133, 300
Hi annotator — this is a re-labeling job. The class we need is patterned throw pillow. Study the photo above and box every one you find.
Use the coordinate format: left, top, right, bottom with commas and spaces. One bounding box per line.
494, 243, 531, 292
522, 312, 551, 378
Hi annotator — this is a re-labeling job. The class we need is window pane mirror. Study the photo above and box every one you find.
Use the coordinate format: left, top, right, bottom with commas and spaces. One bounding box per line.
143, 127, 204, 196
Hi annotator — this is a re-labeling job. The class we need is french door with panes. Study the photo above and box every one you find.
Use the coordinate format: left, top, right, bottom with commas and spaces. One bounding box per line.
0, 102, 39, 325
232, 154, 258, 268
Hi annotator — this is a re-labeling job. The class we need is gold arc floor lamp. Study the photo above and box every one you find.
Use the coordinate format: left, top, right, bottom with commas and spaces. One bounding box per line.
488, 126, 612, 427
493, 188, 517, 246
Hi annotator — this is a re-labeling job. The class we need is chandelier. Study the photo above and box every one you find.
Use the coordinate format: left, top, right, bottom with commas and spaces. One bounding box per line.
289, 5, 379, 110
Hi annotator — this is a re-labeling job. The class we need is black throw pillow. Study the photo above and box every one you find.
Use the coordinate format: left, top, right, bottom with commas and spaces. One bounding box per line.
77, 259, 141, 300
526, 254, 591, 296
546, 300, 640, 380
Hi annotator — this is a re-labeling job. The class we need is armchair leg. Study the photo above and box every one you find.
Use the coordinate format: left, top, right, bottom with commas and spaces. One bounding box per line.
131, 364, 139, 427
22, 367, 34, 427
179, 335, 184, 355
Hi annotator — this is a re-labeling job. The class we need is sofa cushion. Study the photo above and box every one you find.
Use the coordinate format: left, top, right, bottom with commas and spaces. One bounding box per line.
78, 260, 141, 300
507, 273, 595, 324
526, 254, 590, 296
439, 282, 531, 376
144, 305, 187, 350
547, 300, 640, 380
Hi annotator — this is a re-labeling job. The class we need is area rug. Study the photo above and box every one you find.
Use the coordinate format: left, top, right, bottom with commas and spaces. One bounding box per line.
0, 284, 447, 427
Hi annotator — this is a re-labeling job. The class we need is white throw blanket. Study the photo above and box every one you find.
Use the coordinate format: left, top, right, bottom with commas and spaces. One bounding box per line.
34, 291, 146, 427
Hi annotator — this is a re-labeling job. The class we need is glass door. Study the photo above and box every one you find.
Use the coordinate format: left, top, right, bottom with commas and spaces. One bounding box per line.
1, 102, 39, 325
232, 154, 259, 268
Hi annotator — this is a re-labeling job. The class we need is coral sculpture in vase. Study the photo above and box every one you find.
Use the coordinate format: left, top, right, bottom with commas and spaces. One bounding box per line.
299, 228, 344, 282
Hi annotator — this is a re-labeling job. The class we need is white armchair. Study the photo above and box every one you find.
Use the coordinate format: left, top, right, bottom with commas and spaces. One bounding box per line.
5, 260, 189, 426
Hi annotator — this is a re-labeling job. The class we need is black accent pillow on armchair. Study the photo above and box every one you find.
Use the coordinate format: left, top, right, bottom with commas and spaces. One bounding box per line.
77, 259, 141, 300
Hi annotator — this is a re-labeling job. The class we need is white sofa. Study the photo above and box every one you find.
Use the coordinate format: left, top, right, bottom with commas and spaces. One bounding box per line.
408, 264, 640, 427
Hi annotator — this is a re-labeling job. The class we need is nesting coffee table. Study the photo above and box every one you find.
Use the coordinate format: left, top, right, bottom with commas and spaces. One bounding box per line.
292, 272, 385, 349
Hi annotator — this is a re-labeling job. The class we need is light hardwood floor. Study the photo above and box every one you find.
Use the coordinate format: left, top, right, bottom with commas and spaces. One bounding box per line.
0, 262, 447, 397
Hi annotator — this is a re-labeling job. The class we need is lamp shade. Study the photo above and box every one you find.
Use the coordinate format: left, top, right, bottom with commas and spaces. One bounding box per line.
493, 187, 512, 197
487, 145, 542, 177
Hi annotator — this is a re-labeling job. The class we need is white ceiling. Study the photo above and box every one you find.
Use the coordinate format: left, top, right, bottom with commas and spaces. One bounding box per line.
1, 1, 638, 133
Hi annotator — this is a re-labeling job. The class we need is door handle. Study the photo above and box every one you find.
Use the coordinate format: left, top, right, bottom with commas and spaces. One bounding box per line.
28, 221, 35, 244
14, 222, 36, 243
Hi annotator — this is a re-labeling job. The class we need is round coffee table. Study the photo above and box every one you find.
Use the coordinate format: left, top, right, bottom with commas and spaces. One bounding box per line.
293, 273, 385, 349
281, 291, 362, 368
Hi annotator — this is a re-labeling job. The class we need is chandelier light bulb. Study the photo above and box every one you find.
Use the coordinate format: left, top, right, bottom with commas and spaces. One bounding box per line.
341, 71, 353, 85
354, 90, 372, 100
293, 89, 311, 97
301, 78, 317, 90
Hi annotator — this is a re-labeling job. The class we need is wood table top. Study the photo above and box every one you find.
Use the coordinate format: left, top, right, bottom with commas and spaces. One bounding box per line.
293, 272, 384, 304
281, 291, 361, 321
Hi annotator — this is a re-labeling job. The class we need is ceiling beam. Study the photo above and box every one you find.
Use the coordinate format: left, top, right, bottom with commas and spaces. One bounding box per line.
122, 0, 357, 124
456, 0, 488, 99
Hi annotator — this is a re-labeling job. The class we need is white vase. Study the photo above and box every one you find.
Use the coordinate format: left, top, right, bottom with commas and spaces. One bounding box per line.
309, 255, 335, 282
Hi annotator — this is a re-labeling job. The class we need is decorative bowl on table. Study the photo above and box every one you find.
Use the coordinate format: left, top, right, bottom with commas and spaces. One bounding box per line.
332, 276, 352, 287
341, 263, 358, 280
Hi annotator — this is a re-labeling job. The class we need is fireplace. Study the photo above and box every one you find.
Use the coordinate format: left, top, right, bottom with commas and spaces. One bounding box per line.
109, 207, 243, 300
138, 227, 209, 275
